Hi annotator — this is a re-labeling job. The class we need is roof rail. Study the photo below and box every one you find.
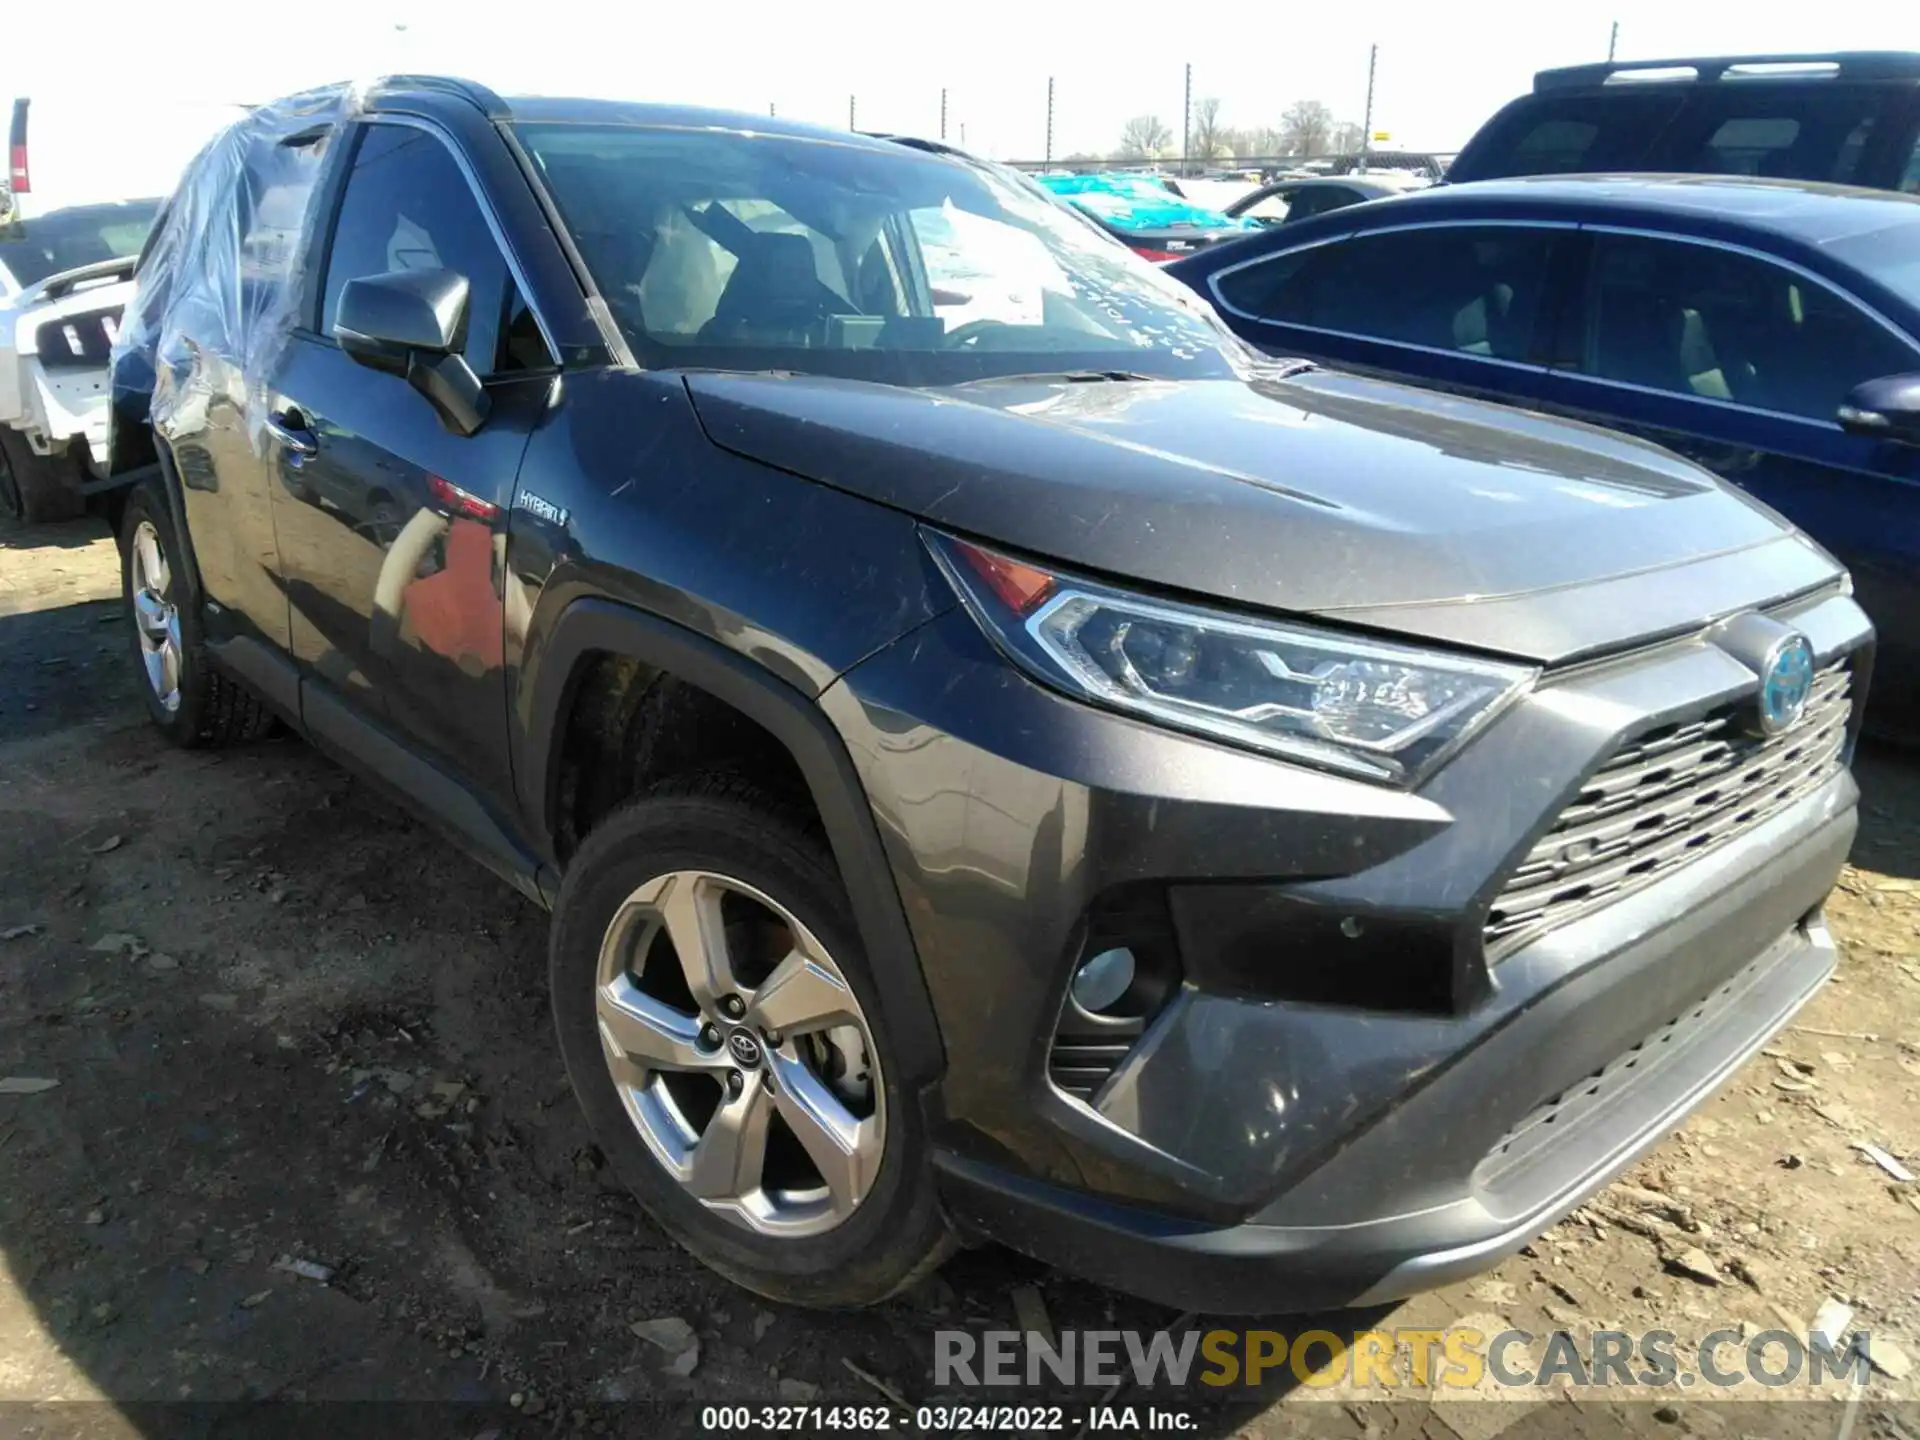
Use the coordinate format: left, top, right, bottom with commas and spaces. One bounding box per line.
1534, 51, 1920, 92
368, 75, 511, 120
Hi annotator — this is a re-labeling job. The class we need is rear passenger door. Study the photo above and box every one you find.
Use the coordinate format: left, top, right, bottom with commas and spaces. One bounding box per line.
1207, 221, 1571, 410
161, 128, 334, 657
265, 118, 557, 813
1537, 229, 1920, 707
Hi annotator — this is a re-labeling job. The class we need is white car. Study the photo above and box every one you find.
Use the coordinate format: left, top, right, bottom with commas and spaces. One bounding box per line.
3, 92, 242, 520
1, 199, 160, 519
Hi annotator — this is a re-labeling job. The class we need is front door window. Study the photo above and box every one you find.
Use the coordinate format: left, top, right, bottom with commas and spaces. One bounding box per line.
1572, 233, 1913, 421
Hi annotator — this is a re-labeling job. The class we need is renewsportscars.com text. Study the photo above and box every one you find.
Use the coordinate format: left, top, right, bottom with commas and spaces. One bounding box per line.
935, 1326, 1875, 1391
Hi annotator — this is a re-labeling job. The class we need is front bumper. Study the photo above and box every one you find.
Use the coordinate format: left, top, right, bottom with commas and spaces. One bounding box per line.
934, 840, 1842, 1313
823, 588, 1869, 1311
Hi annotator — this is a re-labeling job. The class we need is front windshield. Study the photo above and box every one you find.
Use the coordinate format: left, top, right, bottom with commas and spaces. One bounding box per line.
515, 123, 1246, 384
0, 199, 161, 290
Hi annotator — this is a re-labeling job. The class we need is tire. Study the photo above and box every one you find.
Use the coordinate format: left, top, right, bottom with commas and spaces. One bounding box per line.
550, 779, 953, 1307
363, 493, 401, 546
0, 429, 86, 524
118, 480, 275, 747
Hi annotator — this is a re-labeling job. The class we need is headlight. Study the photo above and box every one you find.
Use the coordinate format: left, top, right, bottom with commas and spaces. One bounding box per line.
930, 533, 1534, 785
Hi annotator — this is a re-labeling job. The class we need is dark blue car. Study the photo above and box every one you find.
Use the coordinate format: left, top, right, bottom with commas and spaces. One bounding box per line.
1168, 175, 1920, 731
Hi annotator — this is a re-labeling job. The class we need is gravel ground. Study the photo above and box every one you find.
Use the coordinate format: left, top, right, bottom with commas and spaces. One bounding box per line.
1, 512, 1915, 1439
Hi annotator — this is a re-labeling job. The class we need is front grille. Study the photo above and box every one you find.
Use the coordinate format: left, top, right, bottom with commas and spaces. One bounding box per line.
1047, 1037, 1138, 1100
1045, 887, 1181, 1106
1484, 661, 1851, 956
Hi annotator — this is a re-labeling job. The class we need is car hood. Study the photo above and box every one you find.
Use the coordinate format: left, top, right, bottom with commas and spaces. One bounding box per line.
682, 368, 1840, 665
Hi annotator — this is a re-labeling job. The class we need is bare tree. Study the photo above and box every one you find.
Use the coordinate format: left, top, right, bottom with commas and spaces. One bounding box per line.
1280, 100, 1335, 157
1117, 114, 1173, 160
1190, 97, 1225, 165
1222, 123, 1288, 160
1329, 120, 1366, 155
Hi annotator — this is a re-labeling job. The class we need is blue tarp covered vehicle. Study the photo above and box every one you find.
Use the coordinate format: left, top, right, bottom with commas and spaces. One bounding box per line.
1035, 172, 1257, 260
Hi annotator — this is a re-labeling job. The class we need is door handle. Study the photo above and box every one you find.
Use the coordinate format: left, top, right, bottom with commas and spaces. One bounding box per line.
265, 407, 319, 456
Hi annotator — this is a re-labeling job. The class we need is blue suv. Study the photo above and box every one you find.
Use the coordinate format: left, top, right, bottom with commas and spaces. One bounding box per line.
1169, 175, 1920, 731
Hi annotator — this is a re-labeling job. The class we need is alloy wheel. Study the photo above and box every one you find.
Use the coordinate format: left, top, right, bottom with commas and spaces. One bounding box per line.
130, 520, 184, 713
594, 869, 884, 1238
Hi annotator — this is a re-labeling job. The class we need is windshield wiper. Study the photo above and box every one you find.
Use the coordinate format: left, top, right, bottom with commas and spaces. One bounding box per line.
955, 370, 1158, 386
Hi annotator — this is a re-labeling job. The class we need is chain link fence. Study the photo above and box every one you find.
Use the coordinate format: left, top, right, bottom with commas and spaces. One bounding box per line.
997, 150, 1456, 180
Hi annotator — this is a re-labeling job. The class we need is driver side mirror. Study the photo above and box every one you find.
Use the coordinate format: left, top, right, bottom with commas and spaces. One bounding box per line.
335, 268, 491, 437
1838, 372, 1920, 447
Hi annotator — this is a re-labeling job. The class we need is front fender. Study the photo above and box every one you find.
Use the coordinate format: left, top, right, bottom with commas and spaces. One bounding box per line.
516, 596, 949, 1086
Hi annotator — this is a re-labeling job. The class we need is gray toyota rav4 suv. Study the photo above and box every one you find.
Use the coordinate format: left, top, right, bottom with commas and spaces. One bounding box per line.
106, 78, 1871, 1313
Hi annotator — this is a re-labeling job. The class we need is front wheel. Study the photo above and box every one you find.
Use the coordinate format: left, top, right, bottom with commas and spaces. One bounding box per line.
549, 781, 952, 1307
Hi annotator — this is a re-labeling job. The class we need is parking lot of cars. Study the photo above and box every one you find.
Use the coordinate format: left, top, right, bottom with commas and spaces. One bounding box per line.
1, 514, 1917, 1431
2, 46, 1919, 1437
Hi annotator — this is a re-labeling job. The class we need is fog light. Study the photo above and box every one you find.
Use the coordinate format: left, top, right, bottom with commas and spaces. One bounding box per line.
1071, 946, 1136, 1014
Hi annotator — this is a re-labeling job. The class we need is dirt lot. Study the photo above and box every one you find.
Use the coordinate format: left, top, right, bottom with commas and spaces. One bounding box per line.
1, 512, 1916, 1439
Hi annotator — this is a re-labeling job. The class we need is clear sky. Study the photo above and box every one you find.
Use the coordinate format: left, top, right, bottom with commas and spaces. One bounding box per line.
6, 0, 1918, 206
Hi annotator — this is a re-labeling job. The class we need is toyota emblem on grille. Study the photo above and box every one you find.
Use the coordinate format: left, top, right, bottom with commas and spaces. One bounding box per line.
1757, 633, 1816, 736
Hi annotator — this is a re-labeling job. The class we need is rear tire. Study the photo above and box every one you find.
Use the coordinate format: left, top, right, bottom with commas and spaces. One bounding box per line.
118, 480, 275, 748
550, 780, 953, 1307
0, 429, 85, 524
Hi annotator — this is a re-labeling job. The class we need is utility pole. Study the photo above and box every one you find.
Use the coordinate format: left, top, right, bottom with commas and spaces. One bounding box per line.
848, 95, 856, 131
1045, 76, 1055, 170
769, 102, 776, 117
1359, 43, 1378, 173
1608, 20, 1619, 61
1181, 62, 1192, 175
940, 88, 948, 141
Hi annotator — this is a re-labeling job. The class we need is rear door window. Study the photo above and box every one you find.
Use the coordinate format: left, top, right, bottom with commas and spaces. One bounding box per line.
1452, 92, 1685, 180
1699, 117, 1802, 176
238, 134, 332, 284
1214, 224, 1561, 362
1566, 232, 1918, 420
1511, 120, 1602, 173
1653, 86, 1893, 182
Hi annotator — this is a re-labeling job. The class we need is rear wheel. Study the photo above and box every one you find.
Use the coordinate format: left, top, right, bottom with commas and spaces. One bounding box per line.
550, 782, 952, 1307
0, 430, 85, 524
118, 481, 275, 747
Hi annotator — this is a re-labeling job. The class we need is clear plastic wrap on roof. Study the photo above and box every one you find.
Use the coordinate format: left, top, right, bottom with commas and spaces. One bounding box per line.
112, 83, 368, 452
